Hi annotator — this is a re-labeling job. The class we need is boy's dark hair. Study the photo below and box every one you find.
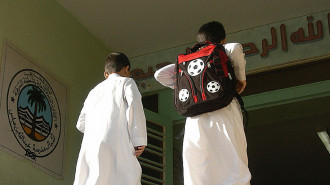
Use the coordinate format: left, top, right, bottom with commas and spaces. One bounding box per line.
105, 52, 130, 73
197, 21, 226, 43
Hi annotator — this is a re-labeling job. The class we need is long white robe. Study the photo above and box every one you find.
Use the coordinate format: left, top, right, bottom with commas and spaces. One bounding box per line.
154, 43, 251, 185
74, 73, 147, 185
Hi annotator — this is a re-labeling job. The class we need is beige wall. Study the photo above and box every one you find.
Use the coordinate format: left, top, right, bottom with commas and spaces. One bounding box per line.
0, 0, 110, 184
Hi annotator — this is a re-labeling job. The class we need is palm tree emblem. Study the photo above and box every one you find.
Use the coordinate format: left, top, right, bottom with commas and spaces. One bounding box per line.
8, 69, 61, 159
26, 86, 47, 140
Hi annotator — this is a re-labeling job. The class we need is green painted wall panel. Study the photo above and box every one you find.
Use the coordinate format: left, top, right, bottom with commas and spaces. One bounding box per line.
158, 89, 184, 122
243, 80, 330, 111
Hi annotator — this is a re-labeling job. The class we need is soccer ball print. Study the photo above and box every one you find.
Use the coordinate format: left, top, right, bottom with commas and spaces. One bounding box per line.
179, 89, 190, 102
207, 81, 220, 93
188, 59, 204, 76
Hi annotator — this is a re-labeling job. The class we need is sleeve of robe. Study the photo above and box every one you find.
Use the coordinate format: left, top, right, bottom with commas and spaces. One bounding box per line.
76, 90, 95, 134
124, 78, 148, 147
76, 87, 98, 134
154, 64, 175, 89
76, 106, 86, 133
224, 43, 247, 81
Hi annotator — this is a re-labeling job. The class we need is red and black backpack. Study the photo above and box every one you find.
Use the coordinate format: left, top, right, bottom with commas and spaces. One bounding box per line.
174, 42, 245, 118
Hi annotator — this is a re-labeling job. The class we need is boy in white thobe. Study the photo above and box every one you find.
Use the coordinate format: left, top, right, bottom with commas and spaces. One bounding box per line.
154, 21, 251, 185
74, 52, 147, 185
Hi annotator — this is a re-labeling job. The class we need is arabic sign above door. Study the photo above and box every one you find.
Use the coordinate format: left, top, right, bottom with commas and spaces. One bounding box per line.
130, 10, 330, 94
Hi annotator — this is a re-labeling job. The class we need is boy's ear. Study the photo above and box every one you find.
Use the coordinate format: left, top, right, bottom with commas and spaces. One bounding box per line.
120, 66, 130, 77
124, 66, 130, 75
125, 65, 130, 72
104, 72, 109, 79
220, 38, 227, 44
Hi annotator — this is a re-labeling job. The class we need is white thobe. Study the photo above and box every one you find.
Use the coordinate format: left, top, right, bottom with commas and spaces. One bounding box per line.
154, 43, 251, 185
74, 73, 147, 185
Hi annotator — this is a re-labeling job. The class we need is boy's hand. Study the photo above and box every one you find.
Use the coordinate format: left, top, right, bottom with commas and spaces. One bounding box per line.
134, 146, 146, 157
236, 80, 247, 94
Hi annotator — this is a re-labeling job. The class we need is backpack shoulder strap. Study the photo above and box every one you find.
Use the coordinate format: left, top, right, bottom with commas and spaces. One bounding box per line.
186, 42, 211, 54
212, 44, 229, 77
234, 92, 249, 132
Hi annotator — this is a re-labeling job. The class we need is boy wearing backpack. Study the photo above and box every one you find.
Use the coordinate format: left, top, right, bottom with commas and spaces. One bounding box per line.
154, 21, 251, 185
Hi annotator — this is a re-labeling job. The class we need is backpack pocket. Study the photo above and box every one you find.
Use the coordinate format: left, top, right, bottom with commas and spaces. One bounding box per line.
174, 68, 197, 109
201, 61, 225, 101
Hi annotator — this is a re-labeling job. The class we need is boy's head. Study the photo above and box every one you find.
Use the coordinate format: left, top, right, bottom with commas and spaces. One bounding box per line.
197, 21, 226, 44
105, 52, 130, 78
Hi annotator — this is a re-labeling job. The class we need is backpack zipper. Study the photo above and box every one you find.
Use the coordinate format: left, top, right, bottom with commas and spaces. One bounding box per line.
179, 68, 198, 103
201, 61, 212, 101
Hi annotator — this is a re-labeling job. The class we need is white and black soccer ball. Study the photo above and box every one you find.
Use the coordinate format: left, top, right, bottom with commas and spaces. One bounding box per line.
179, 89, 190, 102
187, 59, 204, 76
207, 81, 220, 93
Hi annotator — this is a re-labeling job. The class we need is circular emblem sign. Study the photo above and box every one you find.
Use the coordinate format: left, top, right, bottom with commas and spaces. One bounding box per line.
7, 69, 61, 159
